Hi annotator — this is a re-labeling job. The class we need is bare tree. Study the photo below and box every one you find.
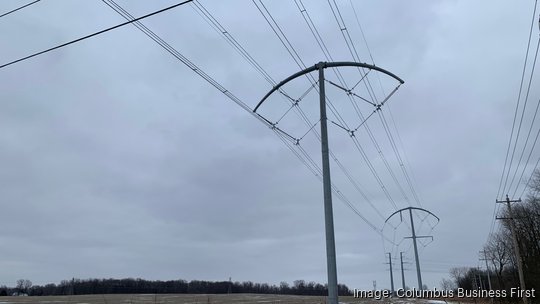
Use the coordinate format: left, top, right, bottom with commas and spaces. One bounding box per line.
440, 278, 456, 291
449, 267, 469, 289
16, 279, 32, 295
484, 231, 511, 289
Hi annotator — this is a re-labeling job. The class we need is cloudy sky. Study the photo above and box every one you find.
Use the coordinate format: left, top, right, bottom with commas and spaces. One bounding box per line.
1, 0, 539, 292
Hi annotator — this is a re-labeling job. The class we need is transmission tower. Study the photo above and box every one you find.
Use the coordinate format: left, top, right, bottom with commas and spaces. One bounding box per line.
386, 252, 395, 294
384, 207, 439, 291
254, 61, 403, 304
400, 251, 407, 290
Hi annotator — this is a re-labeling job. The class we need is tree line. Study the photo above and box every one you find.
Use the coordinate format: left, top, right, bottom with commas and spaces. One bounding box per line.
444, 170, 540, 300
0, 278, 352, 297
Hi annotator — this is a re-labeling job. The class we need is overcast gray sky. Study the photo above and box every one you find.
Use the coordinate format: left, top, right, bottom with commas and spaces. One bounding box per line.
0, 0, 538, 291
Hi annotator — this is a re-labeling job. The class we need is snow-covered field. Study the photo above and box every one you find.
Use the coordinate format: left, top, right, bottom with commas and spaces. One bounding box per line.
0, 294, 466, 304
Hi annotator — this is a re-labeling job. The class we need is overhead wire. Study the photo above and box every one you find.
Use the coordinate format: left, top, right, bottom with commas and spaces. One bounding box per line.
0, 0, 194, 70
292, 0, 410, 214
347, 0, 425, 211
99, 0, 271, 128
514, 105, 540, 198
344, 2, 424, 210
345, 6, 433, 262
189, 0, 392, 227
379, 109, 424, 208
252, 0, 350, 129
385, 104, 425, 207
326, 0, 378, 103
324, 0, 424, 213
521, 156, 540, 198
0, 0, 41, 19
507, 36, 540, 194
102, 0, 389, 236
250, 0, 405, 224
4, 0, 404, 249
490, 0, 539, 244
496, 0, 539, 200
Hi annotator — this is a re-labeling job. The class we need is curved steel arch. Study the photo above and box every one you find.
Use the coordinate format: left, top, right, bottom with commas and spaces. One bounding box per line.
384, 206, 440, 224
254, 61, 404, 112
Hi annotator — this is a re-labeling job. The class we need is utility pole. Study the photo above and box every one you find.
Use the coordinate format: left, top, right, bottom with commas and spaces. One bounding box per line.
496, 195, 527, 304
408, 208, 422, 290
480, 251, 494, 304
400, 252, 406, 290
385, 207, 438, 291
386, 252, 395, 294
478, 273, 484, 290
317, 64, 339, 304
479, 251, 492, 291
254, 61, 404, 304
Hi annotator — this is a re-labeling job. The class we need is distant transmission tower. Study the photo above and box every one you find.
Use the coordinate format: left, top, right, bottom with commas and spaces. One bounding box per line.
254, 61, 403, 304
384, 207, 439, 291
386, 252, 395, 294
400, 252, 406, 290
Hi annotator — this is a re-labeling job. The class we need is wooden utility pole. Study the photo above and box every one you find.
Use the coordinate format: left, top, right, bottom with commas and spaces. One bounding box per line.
480, 251, 494, 304
479, 251, 492, 291
496, 195, 527, 304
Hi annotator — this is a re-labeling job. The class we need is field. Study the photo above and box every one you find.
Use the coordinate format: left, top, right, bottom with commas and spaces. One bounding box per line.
0, 294, 433, 304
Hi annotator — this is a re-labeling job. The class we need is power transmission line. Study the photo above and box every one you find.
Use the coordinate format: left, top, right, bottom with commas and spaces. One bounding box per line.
104, 0, 391, 238
191, 0, 390, 225
251, 0, 410, 228
326, 0, 377, 102
291, 0, 409, 213
521, 155, 540, 198
509, 36, 540, 197
385, 104, 425, 208
490, 0, 539, 246
190, 0, 275, 86
253, 0, 350, 131
514, 104, 540, 198
507, 36, 540, 194
100, 0, 267, 126
325, 0, 425, 211
346, 0, 425, 210
292, 0, 416, 213
0, 0, 41, 19
496, 0, 539, 200
0, 0, 194, 70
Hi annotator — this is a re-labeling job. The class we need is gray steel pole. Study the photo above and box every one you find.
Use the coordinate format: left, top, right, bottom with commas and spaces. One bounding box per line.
318, 62, 338, 304
255, 61, 403, 304
400, 252, 406, 290
409, 208, 423, 290
387, 252, 395, 294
